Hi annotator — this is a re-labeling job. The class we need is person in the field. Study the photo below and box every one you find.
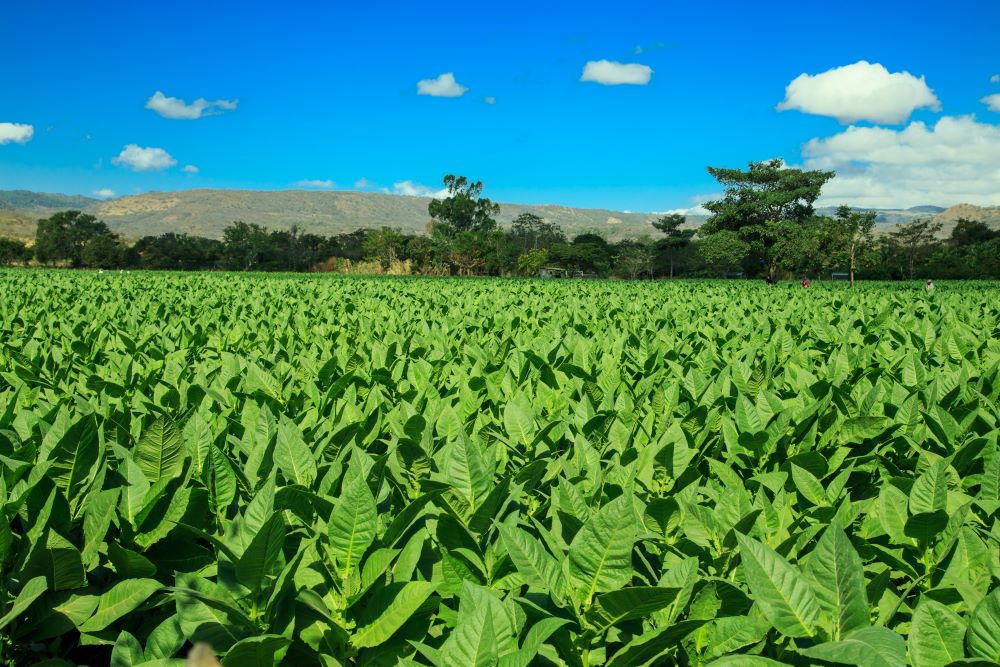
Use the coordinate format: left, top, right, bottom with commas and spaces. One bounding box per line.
926, 279, 935, 292
801, 278, 810, 289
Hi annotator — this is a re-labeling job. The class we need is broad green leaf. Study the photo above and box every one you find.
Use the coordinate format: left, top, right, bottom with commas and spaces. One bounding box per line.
0, 576, 48, 630
79, 579, 162, 632
736, 533, 820, 638
498, 523, 562, 594
273, 419, 316, 486
806, 523, 868, 639
135, 416, 183, 482
908, 599, 965, 667
235, 513, 285, 594
567, 495, 637, 607
328, 465, 377, 582
586, 586, 679, 632
968, 587, 1000, 661
352, 580, 436, 649
801, 626, 906, 667
221, 635, 290, 666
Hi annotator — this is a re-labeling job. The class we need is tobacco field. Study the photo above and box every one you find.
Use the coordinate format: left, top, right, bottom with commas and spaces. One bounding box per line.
1, 271, 999, 666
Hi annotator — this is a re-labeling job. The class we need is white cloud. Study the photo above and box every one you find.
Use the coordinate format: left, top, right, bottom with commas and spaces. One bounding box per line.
0, 122, 34, 145
982, 94, 1000, 112
354, 177, 371, 188
992, 74, 1000, 84
295, 179, 335, 188
182, 164, 199, 174
417, 73, 468, 98
802, 115, 1000, 208
145, 91, 239, 120
92, 188, 116, 199
392, 180, 449, 198
484, 96, 497, 105
777, 61, 940, 124
580, 60, 653, 86
112, 144, 177, 171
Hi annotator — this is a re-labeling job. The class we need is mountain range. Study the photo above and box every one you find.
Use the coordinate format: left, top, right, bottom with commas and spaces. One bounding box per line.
2, 189, 998, 242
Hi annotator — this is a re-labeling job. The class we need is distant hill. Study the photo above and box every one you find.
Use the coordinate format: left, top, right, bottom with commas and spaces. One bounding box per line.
1, 189, 998, 242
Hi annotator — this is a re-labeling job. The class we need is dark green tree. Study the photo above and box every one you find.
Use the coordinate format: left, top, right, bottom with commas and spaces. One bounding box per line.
827, 206, 877, 287
80, 233, 125, 268
696, 230, 750, 276
222, 221, 271, 271
652, 213, 694, 278
362, 227, 407, 270
34, 210, 114, 267
428, 175, 500, 234
0, 237, 30, 266
949, 218, 998, 246
508, 213, 565, 252
888, 218, 943, 279
700, 159, 835, 280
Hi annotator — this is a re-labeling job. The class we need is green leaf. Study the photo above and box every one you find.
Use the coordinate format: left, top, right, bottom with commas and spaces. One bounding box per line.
498, 524, 562, 594
840, 416, 892, 443
444, 432, 492, 513
352, 581, 436, 649
806, 524, 869, 639
135, 416, 183, 482
235, 513, 285, 594
328, 465, 377, 582
908, 599, 965, 667
567, 495, 637, 607
46, 531, 86, 591
503, 392, 536, 445
442, 582, 515, 667
221, 635, 290, 667
586, 586, 679, 632
801, 626, 906, 667
909, 461, 948, 515
707, 657, 788, 666
79, 579, 162, 633
736, 533, 820, 638
968, 587, 1000, 661
0, 576, 48, 630
791, 463, 827, 506
44, 413, 100, 507
605, 619, 706, 667
273, 419, 316, 486
110, 631, 144, 667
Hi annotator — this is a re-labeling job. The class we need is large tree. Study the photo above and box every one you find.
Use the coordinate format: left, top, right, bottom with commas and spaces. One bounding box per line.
652, 213, 694, 278
696, 230, 749, 276
34, 210, 115, 267
888, 218, 943, 279
700, 159, 834, 280
428, 175, 500, 235
828, 206, 877, 287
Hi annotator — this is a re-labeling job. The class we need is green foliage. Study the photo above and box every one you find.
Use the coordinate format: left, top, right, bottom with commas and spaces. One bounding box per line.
1, 272, 1000, 665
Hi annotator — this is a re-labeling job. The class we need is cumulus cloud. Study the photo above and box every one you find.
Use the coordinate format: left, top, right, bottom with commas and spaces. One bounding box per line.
145, 91, 239, 120
777, 61, 940, 124
802, 115, 1000, 208
982, 94, 1000, 112
112, 144, 178, 171
392, 180, 449, 198
992, 74, 1000, 83
484, 96, 497, 105
354, 177, 371, 188
295, 179, 335, 188
580, 60, 653, 85
92, 188, 116, 199
182, 164, 199, 174
417, 73, 468, 98
0, 122, 34, 145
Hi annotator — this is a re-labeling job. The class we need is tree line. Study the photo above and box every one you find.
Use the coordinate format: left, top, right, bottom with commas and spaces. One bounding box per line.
1, 165, 998, 280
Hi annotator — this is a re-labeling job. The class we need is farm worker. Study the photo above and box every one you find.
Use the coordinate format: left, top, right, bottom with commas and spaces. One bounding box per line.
925, 279, 935, 292
801, 278, 810, 289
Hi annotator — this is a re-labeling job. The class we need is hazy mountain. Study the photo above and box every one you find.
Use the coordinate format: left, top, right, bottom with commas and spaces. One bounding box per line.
1, 189, 997, 242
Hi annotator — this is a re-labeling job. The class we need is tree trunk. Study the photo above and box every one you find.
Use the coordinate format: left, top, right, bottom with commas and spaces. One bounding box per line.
849, 243, 856, 289
669, 256, 674, 279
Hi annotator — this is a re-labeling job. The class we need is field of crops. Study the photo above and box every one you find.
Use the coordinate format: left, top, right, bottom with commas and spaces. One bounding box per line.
1, 271, 999, 666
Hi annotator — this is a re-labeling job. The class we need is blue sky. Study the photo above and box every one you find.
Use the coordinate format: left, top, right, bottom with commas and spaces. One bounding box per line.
2, 0, 999, 211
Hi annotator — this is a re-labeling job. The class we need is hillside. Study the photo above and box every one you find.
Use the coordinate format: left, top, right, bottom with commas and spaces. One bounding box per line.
1, 189, 998, 241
